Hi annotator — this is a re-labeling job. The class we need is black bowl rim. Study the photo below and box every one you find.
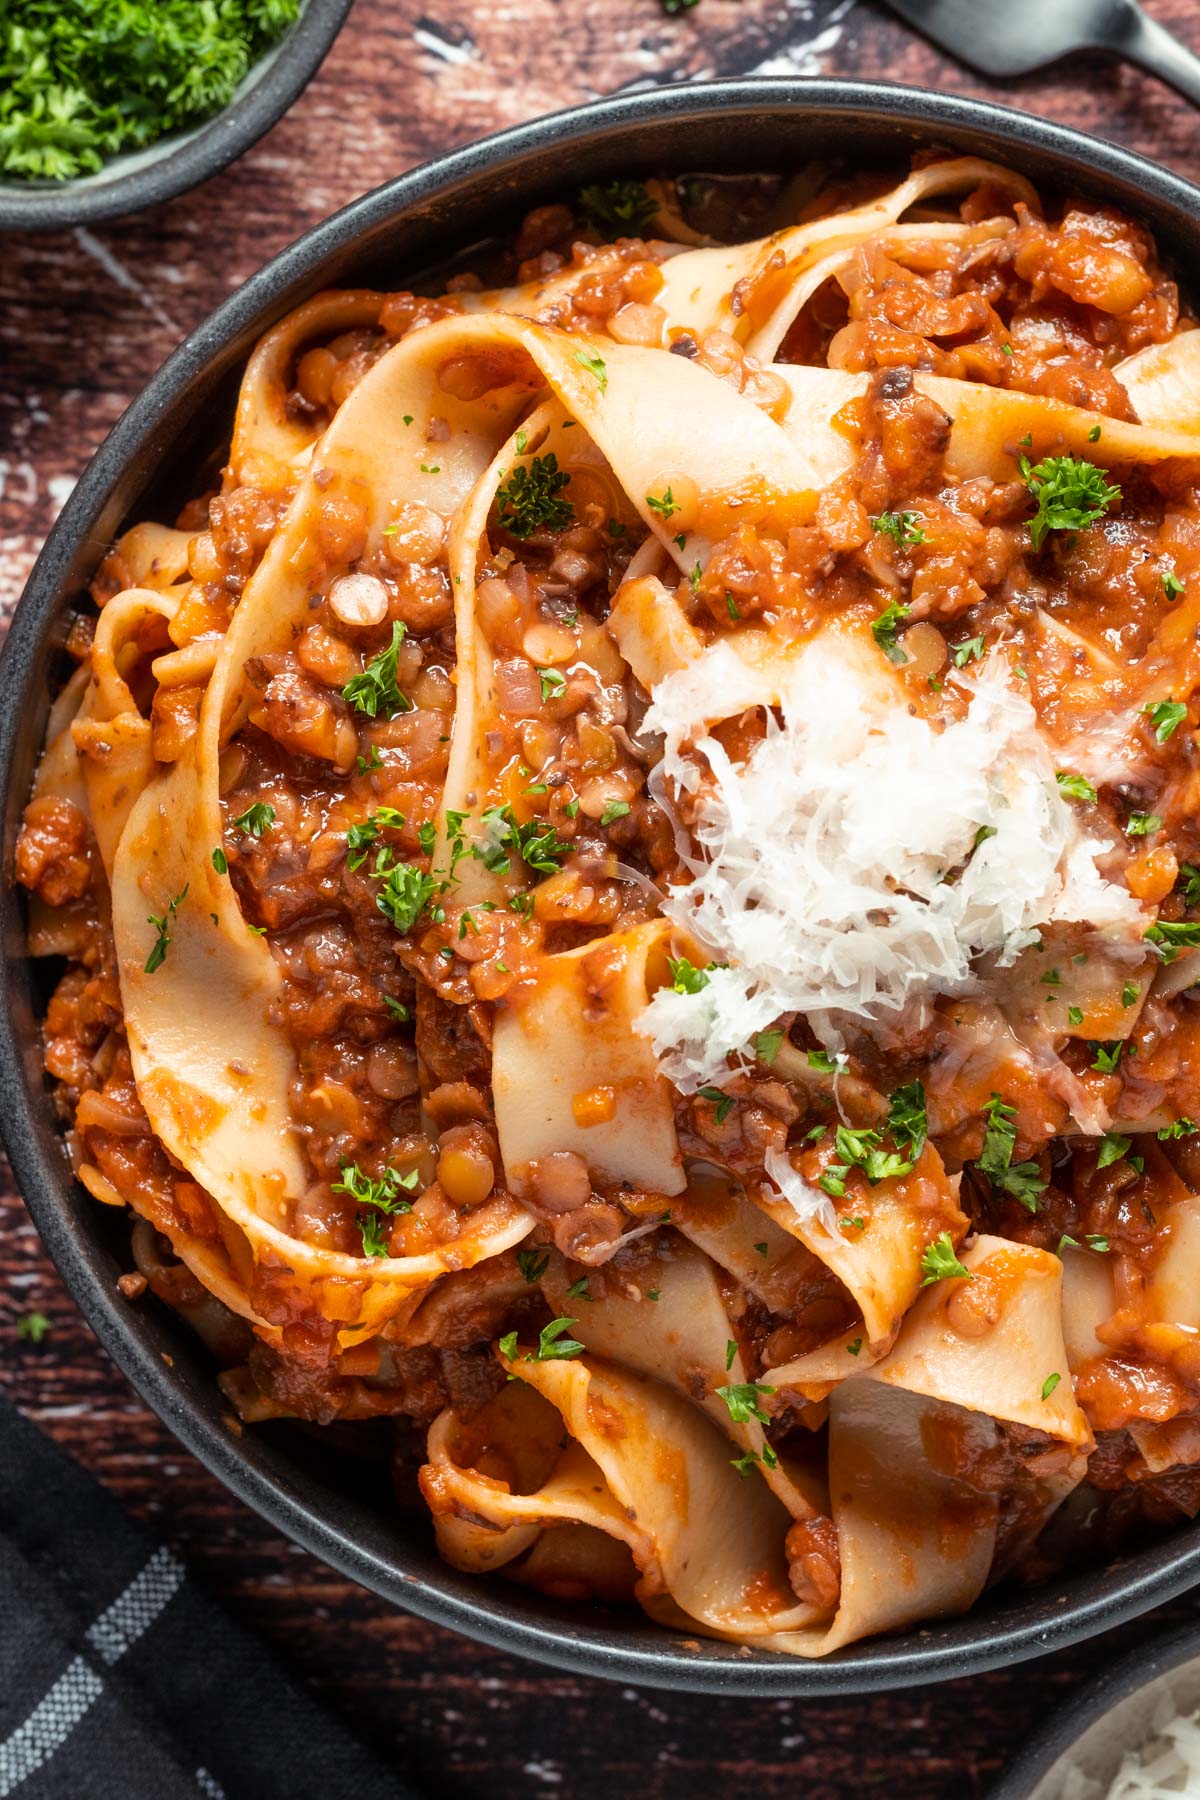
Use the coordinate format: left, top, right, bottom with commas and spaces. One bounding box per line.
989, 1622, 1200, 1798
0, 0, 353, 231
7, 76, 1200, 1695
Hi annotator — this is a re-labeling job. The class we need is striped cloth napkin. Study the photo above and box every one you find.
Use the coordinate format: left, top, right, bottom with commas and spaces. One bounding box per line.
0, 1393, 414, 1800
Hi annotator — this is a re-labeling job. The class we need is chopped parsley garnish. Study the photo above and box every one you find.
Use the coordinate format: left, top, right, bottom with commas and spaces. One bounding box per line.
516, 1248, 550, 1283
1090, 1040, 1124, 1072
920, 1233, 971, 1285
726, 593, 740, 621
1020, 453, 1120, 551
807, 1050, 841, 1072
333, 1161, 418, 1257
357, 745, 383, 774
0, 0, 301, 183
667, 957, 710, 994
698, 1085, 734, 1125
573, 347, 608, 393
725, 1339, 737, 1371
1041, 1372, 1062, 1401
1164, 570, 1186, 600
342, 622, 412, 719
16, 1311, 51, 1343
374, 863, 438, 932
1122, 982, 1140, 1008
333, 1162, 418, 1211
824, 1083, 927, 1191
1096, 1131, 1132, 1170
1143, 698, 1188, 743
600, 799, 630, 826
871, 600, 911, 665
211, 847, 227, 874
1145, 919, 1200, 964
1126, 812, 1162, 837
383, 994, 410, 1021
474, 805, 570, 879
871, 511, 926, 547
951, 635, 985, 668
1056, 771, 1097, 804
819, 1165, 848, 1199
144, 885, 188, 974
977, 1093, 1047, 1211
1068, 1006, 1084, 1026
754, 1029, 784, 1065
231, 802, 276, 837
1159, 1118, 1199, 1140
1179, 864, 1200, 908
565, 1276, 592, 1302
346, 807, 406, 871
646, 487, 679, 520
577, 179, 657, 236
495, 454, 573, 538
1088, 1235, 1111, 1253
730, 1446, 779, 1477
716, 1381, 775, 1426
538, 667, 567, 703
530, 1316, 586, 1362
846, 1337, 863, 1356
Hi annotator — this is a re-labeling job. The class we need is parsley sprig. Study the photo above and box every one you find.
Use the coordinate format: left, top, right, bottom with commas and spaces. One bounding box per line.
716, 1381, 775, 1426
819, 1082, 926, 1198
375, 863, 438, 932
976, 1093, 1047, 1212
333, 1162, 418, 1259
920, 1232, 971, 1285
495, 454, 574, 538
346, 807, 406, 872
342, 622, 412, 719
871, 511, 926, 547
577, 178, 657, 236
667, 957, 710, 994
144, 885, 188, 974
499, 1316, 586, 1363
474, 805, 570, 880
1020, 453, 1120, 551
231, 802, 276, 837
871, 601, 911, 665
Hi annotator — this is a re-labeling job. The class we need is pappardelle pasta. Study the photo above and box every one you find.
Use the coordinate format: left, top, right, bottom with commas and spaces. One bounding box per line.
21, 156, 1200, 1655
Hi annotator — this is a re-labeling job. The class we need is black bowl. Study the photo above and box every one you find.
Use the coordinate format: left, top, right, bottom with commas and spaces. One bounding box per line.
0, 0, 352, 232
990, 1624, 1200, 1797
5, 79, 1200, 1695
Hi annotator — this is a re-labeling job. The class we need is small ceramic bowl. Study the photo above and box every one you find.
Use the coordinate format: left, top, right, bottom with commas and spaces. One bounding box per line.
992, 1625, 1200, 1798
0, 0, 353, 232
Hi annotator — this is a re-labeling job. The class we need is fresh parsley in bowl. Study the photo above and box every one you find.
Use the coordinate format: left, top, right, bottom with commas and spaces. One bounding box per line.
0, 0, 352, 229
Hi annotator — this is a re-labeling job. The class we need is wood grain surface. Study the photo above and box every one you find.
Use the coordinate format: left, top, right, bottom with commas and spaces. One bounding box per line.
3, 3, 1200, 1794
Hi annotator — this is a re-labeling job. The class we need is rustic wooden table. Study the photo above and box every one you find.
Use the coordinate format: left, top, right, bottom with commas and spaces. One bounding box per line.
3, 3, 1200, 1794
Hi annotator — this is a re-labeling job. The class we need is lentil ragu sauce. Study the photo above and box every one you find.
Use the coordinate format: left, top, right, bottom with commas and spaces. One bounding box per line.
20, 158, 1200, 1649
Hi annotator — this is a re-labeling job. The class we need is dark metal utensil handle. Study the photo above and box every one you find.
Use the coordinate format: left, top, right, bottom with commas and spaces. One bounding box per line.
1114, 5, 1200, 106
